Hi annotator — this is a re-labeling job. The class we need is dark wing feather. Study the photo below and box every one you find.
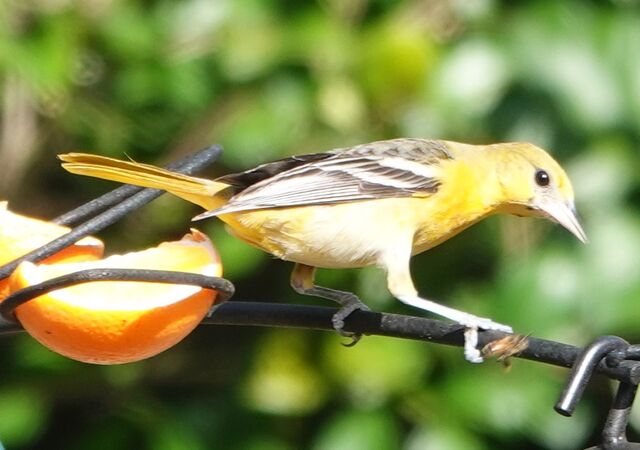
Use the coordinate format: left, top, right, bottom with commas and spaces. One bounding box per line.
195, 139, 451, 219
215, 152, 333, 188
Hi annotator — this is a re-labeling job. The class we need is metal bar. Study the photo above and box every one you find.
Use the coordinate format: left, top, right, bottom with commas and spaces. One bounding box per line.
601, 382, 637, 447
555, 336, 630, 416
53, 183, 145, 226
196, 302, 640, 385
0, 268, 234, 323
1, 285, 640, 384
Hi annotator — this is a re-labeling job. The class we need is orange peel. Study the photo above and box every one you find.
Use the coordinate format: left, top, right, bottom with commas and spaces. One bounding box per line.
6, 229, 222, 364
0, 201, 104, 299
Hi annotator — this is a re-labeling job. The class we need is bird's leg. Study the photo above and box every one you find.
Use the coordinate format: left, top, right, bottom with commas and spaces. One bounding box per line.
290, 263, 370, 345
383, 247, 512, 363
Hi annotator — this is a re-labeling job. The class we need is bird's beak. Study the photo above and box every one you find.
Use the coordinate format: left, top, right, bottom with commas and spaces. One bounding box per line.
538, 199, 588, 243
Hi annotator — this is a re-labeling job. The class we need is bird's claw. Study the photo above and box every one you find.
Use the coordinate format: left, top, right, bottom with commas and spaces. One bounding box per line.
457, 315, 513, 363
332, 301, 370, 346
339, 332, 362, 347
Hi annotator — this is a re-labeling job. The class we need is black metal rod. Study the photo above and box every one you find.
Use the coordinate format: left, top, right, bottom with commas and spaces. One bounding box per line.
601, 382, 638, 447
198, 302, 640, 385
2, 292, 640, 384
53, 183, 145, 226
619, 345, 640, 362
555, 336, 630, 416
0, 145, 222, 280
0, 268, 234, 323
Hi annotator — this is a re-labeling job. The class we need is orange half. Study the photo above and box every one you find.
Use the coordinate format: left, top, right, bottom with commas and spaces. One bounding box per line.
7, 229, 222, 365
0, 201, 104, 299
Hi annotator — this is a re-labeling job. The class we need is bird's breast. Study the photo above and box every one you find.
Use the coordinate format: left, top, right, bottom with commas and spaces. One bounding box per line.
218, 186, 494, 269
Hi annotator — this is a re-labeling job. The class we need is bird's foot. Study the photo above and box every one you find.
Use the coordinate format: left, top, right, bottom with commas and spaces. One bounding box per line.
464, 328, 483, 363
458, 314, 513, 334
394, 294, 512, 361
332, 298, 370, 347
457, 314, 513, 364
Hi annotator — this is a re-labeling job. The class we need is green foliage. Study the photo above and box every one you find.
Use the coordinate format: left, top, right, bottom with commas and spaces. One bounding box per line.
1, 0, 640, 448
0, 385, 50, 447
311, 410, 400, 450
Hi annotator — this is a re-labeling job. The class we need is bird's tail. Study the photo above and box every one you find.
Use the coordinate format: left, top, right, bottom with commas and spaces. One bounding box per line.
59, 153, 233, 211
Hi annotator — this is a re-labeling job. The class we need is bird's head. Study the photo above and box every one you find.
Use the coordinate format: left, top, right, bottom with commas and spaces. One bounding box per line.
490, 142, 587, 243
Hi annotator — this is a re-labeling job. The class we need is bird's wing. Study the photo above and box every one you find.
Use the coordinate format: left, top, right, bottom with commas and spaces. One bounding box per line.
195, 139, 451, 219
215, 152, 334, 188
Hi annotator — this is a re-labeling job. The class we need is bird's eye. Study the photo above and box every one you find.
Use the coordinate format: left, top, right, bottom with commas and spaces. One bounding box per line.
535, 169, 550, 187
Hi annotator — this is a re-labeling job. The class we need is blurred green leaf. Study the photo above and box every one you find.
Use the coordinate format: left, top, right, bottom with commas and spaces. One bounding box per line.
323, 334, 430, 406
359, 19, 438, 110
218, 0, 283, 81
67, 416, 140, 450
219, 76, 312, 168
0, 386, 50, 447
13, 334, 77, 374
239, 437, 293, 450
99, 3, 160, 60
405, 425, 487, 450
311, 410, 400, 450
242, 330, 327, 415
147, 420, 207, 450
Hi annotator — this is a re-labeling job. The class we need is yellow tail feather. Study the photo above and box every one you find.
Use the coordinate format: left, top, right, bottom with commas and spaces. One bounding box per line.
59, 153, 232, 211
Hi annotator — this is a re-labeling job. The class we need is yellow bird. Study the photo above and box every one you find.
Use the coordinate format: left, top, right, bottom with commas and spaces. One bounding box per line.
59, 138, 586, 362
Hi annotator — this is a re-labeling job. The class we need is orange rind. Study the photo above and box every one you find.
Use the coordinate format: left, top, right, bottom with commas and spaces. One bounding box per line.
6, 229, 222, 364
0, 201, 104, 299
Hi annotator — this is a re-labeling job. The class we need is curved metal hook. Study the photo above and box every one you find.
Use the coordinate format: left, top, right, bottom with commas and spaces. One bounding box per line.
555, 335, 629, 417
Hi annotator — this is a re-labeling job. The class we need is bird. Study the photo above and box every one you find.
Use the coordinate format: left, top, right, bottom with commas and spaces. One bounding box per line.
59, 138, 586, 362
